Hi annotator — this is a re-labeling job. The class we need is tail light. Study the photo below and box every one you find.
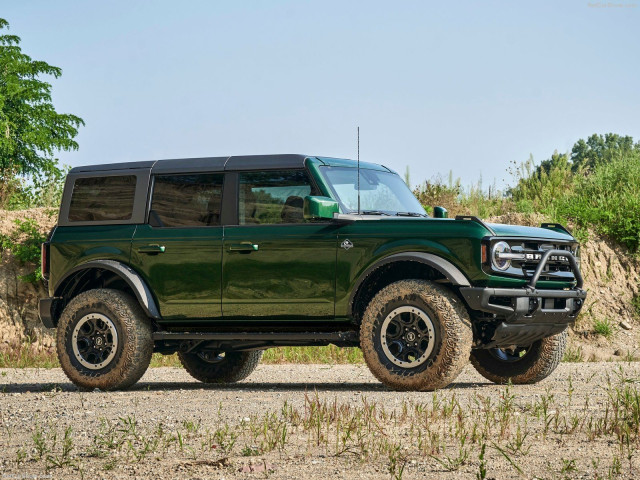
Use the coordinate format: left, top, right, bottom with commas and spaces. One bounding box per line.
41, 242, 50, 279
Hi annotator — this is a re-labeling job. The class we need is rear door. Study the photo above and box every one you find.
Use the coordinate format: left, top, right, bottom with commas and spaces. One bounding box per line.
222, 170, 339, 319
131, 173, 224, 321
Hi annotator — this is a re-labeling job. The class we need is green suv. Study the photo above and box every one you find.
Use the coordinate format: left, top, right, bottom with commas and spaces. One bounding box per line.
39, 154, 586, 391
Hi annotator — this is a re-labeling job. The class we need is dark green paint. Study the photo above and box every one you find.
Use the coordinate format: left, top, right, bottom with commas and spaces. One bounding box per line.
48, 156, 579, 325
488, 223, 573, 241
222, 224, 338, 319
433, 206, 448, 218
48, 225, 136, 292
303, 196, 340, 220
130, 224, 223, 320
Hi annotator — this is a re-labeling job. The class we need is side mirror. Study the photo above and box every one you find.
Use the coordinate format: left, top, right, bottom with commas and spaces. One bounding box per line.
433, 206, 448, 218
304, 196, 340, 220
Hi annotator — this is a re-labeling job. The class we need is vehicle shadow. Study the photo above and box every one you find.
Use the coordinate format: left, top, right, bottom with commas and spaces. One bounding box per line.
132, 380, 487, 392
0, 380, 487, 394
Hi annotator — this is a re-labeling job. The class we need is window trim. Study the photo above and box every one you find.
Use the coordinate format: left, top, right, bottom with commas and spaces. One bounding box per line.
58, 169, 150, 227
145, 172, 225, 229
232, 168, 324, 227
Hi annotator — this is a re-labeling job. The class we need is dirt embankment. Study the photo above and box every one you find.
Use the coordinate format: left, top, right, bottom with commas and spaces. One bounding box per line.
0, 209, 639, 359
0, 208, 57, 355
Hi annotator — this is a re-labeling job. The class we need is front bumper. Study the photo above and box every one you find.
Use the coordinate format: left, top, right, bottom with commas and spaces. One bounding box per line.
460, 286, 586, 323
460, 248, 587, 348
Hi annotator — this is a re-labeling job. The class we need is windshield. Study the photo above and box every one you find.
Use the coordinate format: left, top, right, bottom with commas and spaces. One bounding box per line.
320, 167, 427, 216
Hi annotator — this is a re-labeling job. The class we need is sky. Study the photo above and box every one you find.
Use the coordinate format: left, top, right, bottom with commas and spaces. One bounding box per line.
2, 0, 639, 190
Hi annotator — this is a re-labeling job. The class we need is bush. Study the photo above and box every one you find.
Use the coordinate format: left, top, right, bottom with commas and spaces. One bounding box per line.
414, 172, 514, 218
1, 161, 68, 210
509, 153, 574, 218
0, 218, 47, 283
557, 153, 640, 252
414, 134, 640, 253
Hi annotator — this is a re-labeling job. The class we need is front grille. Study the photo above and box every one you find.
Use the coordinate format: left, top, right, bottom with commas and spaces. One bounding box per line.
491, 240, 578, 281
515, 243, 574, 278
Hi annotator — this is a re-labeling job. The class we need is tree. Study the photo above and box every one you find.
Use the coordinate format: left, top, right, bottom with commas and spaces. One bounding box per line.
570, 133, 640, 172
536, 150, 571, 176
0, 18, 84, 180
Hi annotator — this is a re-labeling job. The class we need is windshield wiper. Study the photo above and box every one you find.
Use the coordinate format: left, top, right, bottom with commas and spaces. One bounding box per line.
359, 210, 391, 216
395, 212, 427, 217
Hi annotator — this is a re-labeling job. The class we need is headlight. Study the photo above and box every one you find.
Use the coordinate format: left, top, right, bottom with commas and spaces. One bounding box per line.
491, 241, 512, 271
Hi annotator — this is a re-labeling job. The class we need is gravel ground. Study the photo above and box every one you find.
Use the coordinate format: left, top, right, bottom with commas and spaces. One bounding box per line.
1, 362, 640, 479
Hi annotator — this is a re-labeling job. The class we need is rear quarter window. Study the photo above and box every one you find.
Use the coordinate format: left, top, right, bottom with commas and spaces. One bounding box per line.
68, 176, 137, 222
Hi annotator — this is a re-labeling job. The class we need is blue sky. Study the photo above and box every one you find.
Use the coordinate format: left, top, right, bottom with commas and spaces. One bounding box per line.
3, 0, 639, 189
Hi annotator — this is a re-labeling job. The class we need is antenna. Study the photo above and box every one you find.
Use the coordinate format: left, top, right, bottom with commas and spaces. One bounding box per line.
357, 126, 361, 215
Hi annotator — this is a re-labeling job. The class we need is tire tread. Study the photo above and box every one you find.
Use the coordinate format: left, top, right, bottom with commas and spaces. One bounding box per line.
470, 330, 567, 385
179, 351, 262, 384
56, 289, 153, 391
360, 279, 472, 391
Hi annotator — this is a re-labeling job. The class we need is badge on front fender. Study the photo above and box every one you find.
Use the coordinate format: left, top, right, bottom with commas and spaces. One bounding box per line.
341, 239, 353, 250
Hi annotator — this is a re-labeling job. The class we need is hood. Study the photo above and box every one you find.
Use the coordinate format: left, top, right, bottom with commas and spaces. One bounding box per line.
487, 223, 575, 242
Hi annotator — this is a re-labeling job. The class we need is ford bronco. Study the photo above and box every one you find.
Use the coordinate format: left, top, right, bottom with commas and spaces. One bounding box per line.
39, 154, 586, 391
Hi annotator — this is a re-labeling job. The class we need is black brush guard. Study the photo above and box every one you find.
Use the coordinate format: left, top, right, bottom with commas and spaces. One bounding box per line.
460, 250, 587, 349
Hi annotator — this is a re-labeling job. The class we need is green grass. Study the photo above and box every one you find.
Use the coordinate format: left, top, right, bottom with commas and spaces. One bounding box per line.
0, 345, 365, 369
631, 294, 640, 319
556, 153, 640, 252
0, 345, 59, 369
562, 345, 584, 363
593, 318, 615, 339
148, 353, 181, 367
262, 345, 364, 364
3, 341, 640, 370
138, 346, 365, 368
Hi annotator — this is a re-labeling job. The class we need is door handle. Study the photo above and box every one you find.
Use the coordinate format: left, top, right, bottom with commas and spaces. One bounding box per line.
229, 242, 259, 252
138, 244, 166, 254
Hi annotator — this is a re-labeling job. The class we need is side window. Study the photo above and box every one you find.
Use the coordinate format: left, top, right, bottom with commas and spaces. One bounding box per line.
238, 170, 318, 225
150, 174, 224, 227
68, 175, 136, 222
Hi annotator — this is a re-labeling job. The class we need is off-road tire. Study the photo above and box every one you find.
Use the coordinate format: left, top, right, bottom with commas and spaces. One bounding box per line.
178, 351, 262, 384
470, 330, 568, 385
56, 289, 153, 391
360, 279, 473, 391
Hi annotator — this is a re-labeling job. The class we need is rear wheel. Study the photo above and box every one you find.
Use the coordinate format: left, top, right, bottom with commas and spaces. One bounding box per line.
360, 279, 472, 391
178, 350, 262, 384
470, 330, 567, 384
56, 289, 153, 391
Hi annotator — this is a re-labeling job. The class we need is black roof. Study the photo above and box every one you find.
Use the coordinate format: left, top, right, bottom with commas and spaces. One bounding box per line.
69, 154, 312, 174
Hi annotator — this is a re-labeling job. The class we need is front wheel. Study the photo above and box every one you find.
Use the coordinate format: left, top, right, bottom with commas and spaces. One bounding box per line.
360, 279, 473, 391
178, 350, 262, 384
469, 330, 567, 384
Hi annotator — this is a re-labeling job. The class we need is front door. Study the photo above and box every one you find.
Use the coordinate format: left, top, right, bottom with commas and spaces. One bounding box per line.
131, 173, 224, 321
222, 170, 338, 319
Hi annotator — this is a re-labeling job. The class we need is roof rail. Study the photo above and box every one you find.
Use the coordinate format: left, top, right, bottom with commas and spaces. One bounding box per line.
454, 215, 496, 235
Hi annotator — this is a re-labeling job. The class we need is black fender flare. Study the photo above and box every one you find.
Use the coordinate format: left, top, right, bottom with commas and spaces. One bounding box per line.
348, 252, 471, 316
54, 260, 161, 319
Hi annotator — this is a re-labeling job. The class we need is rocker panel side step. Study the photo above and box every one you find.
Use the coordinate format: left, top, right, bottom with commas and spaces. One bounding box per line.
152, 331, 359, 343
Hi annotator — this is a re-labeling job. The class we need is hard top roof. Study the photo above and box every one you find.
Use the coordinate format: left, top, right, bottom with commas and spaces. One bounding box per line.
68, 154, 394, 175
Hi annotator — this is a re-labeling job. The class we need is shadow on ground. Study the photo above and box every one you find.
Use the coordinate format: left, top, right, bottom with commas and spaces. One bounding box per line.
0, 379, 488, 394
